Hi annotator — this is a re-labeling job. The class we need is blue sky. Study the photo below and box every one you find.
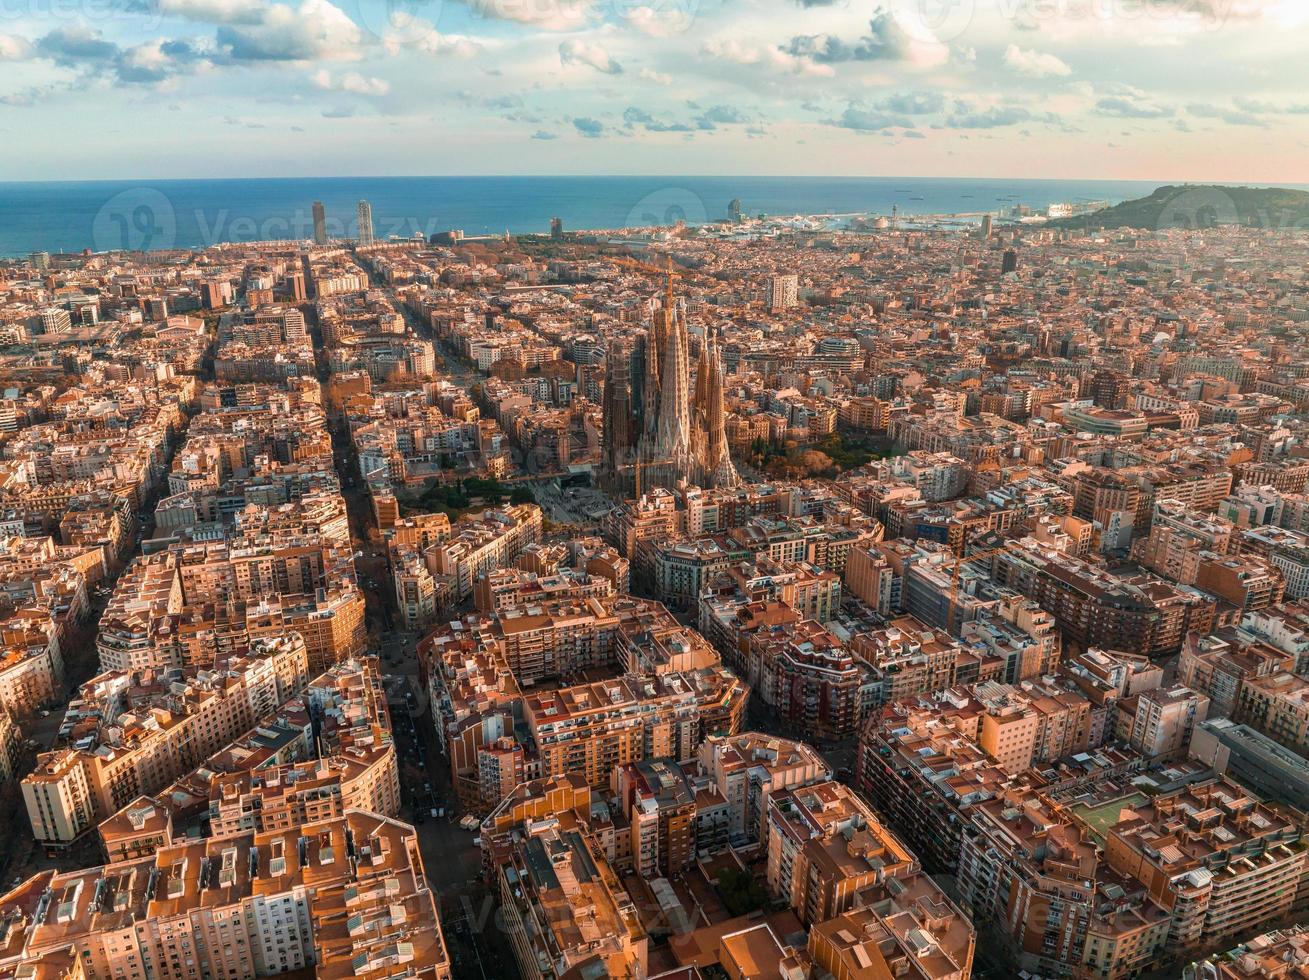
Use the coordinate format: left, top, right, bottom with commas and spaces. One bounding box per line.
0, 0, 1306, 180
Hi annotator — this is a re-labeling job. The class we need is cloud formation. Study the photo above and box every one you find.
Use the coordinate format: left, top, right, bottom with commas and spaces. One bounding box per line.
1, 0, 1306, 178
465, 0, 589, 30
559, 39, 622, 74
786, 11, 949, 69
312, 69, 390, 95
1096, 95, 1173, 119
215, 0, 362, 62
1003, 44, 1071, 78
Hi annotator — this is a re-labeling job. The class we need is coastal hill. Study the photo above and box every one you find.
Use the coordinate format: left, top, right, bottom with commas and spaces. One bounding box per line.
1049, 184, 1309, 231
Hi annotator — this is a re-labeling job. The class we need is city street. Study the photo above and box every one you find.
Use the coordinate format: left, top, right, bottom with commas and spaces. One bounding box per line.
386, 680, 520, 980
314, 296, 523, 977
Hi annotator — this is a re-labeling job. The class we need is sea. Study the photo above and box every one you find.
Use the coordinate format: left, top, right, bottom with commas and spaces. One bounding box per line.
0, 174, 1218, 257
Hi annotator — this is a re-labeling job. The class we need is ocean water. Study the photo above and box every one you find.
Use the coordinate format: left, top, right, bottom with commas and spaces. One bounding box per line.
0, 175, 1190, 257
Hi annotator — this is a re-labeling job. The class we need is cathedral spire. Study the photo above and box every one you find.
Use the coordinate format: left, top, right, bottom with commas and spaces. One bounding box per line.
694, 328, 712, 412
704, 327, 740, 488
601, 340, 633, 490
654, 275, 692, 463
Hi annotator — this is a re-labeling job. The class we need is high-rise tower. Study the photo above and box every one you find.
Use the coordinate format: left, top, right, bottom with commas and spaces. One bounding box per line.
357, 200, 374, 247
312, 201, 327, 245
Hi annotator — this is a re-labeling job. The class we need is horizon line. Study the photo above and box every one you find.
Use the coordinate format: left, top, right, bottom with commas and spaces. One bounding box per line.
1, 174, 1307, 187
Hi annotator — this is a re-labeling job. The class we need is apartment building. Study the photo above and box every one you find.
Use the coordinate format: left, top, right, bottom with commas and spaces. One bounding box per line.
993, 538, 1215, 657
1117, 685, 1209, 759
742, 618, 867, 739
1234, 671, 1309, 757
850, 615, 978, 707
524, 670, 747, 792
808, 884, 975, 980
957, 788, 1171, 979
0, 810, 451, 979
1184, 926, 1309, 979
697, 732, 830, 845
424, 604, 748, 811
1178, 629, 1292, 717
1191, 717, 1309, 813
424, 504, 542, 600
0, 619, 64, 718
1097, 778, 1309, 954
23, 634, 311, 847
857, 683, 1141, 876
473, 565, 614, 613
611, 758, 702, 879
1131, 499, 1233, 584
492, 811, 647, 980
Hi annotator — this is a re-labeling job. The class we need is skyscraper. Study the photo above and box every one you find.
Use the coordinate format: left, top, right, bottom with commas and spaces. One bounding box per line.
728, 198, 743, 223
357, 200, 374, 247
767, 274, 799, 311
550, 217, 564, 240
312, 201, 327, 245
981, 214, 993, 239
1002, 248, 1019, 274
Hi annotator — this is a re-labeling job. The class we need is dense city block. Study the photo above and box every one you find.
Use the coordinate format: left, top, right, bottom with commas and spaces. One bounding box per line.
5, 210, 1309, 980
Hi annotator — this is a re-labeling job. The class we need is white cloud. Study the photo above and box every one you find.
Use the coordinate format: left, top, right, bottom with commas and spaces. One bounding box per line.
216, 0, 363, 62
702, 38, 834, 77
559, 38, 622, 74
157, 0, 267, 24
312, 69, 390, 95
639, 67, 672, 85
415, 33, 483, 58
464, 0, 590, 31
378, 13, 483, 57
1003, 44, 1071, 78
118, 39, 206, 81
0, 33, 33, 61
783, 12, 949, 71
623, 6, 692, 37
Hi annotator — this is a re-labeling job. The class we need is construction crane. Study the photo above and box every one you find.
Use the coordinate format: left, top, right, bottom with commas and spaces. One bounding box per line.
946, 546, 1010, 633
612, 251, 683, 287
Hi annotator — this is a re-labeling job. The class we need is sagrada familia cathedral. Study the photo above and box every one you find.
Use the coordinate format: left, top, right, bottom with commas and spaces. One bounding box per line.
601, 272, 740, 494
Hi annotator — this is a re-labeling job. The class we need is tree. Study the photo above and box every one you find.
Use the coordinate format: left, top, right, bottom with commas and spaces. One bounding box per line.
714, 868, 769, 917
462, 477, 507, 504
799, 449, 835, 476
510, 486, 535, 505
